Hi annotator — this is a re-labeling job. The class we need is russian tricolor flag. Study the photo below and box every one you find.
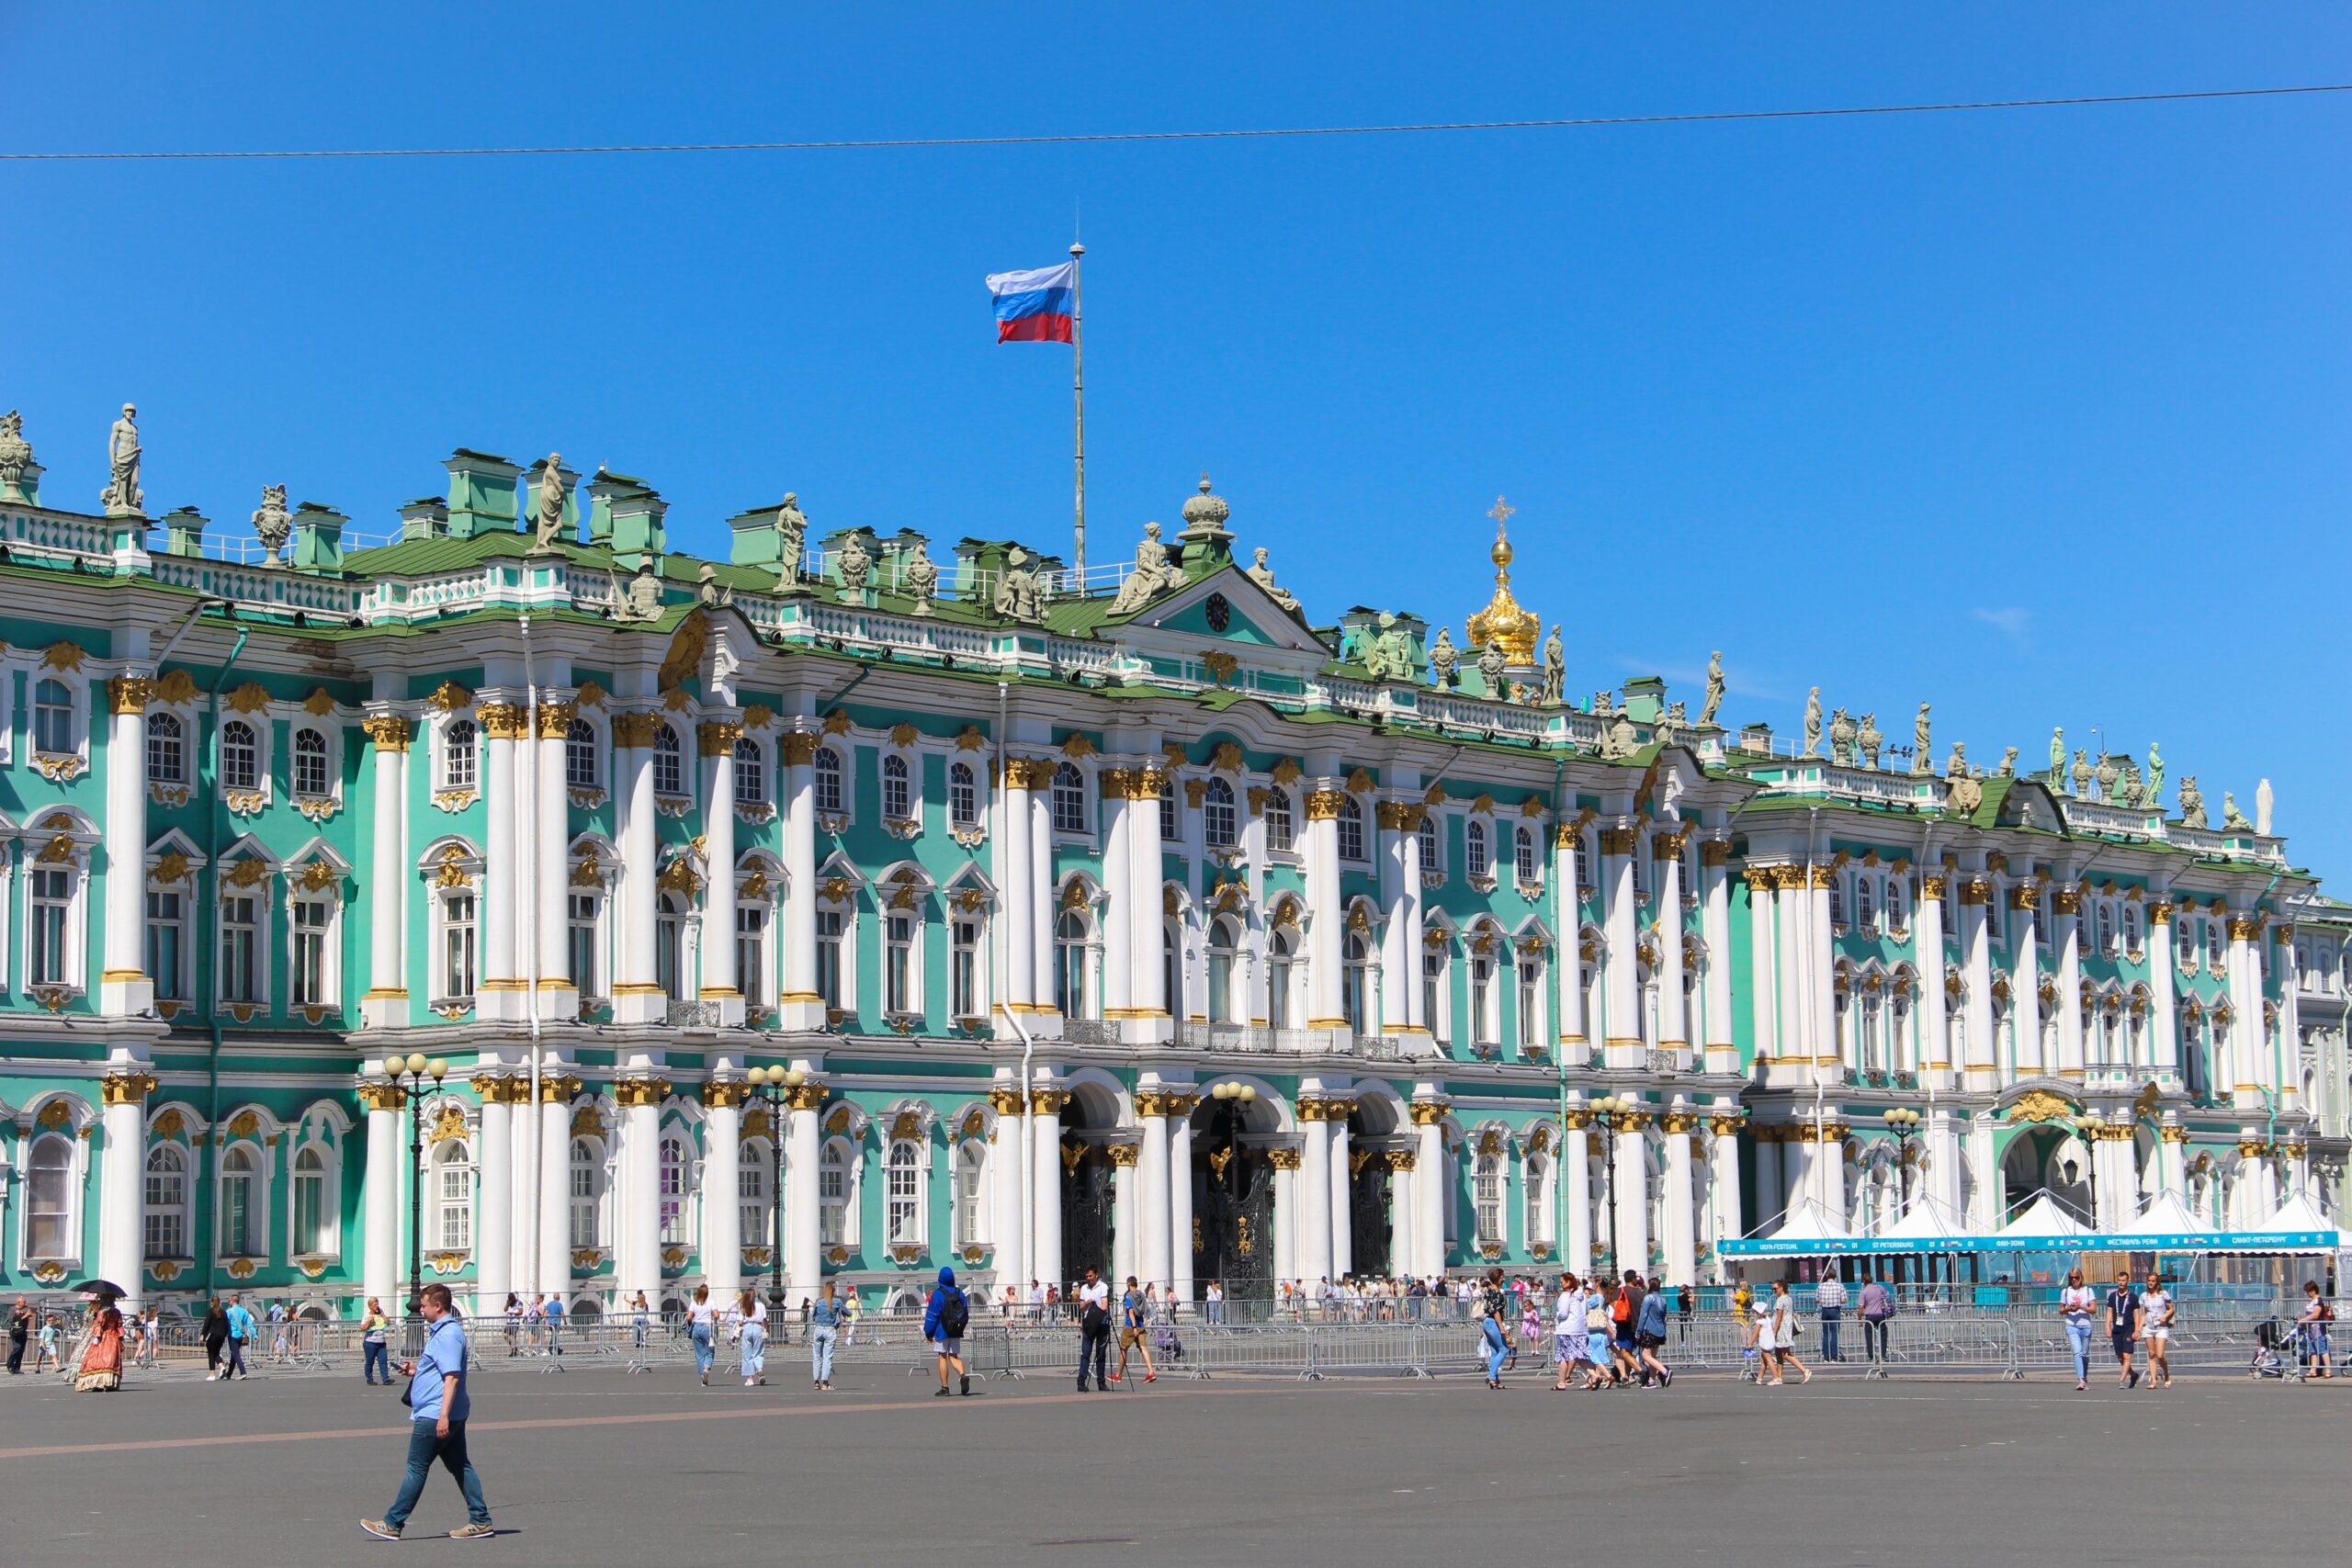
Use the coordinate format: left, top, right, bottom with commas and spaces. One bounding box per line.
987, 261, 1077, 344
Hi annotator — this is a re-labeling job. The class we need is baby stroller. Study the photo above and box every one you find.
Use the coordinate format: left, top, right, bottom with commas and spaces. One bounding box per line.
2248, 1318, 2292, 1380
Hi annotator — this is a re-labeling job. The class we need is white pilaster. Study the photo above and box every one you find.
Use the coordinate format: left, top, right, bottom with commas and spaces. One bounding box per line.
612, 717, 662, 1025
1745, 867, 1780, 1066
2148, 901, 2180, 1082
535, 703, 572, 1021
1611, 1115, 1650, 1277
1101, 778, 1134, 1020
2010, 890, 2044, 1077
537, 1077, 574, 1304
704, 1088, 742, 1297
361, 719, 411, 1028
698, 718, 743, 1024
1913, 868, 1949, 1090
364, 1089, 401, 1308
1031, 1088, 1065, 1289
2227, 915, 2264, 1111
1295, 1096, 1334, 1286
98, 678, 153, 1016
1029, 784, 1054, 1013
479, 701, 523, 1021
995, 759, 1034, 1024
1111, 1150, 1137, 1286
1600, 822, 1641, 1067
785, 1085, 823, 1301
989, 1084, 1027, 1289
1700, 841, 1736, 1073
1556, 825, 1588, 1055
1660, 1111, 1696, 1287
1167, 1095, 1196, 1309
2055, 888, 2086, 1077
1328, 1111, 1352, 1281
96, 1075, 151, 1312
1136, 1092, 1171, 1293
1962, 876, 1997, 1089
1129, 761, 1168, 1026
778, 736, 825, 1030
1413, 1098, 1447, 1279
1706, 1114, 1745, 1270
1563, 1118, 1593, 1278
616, 1079, 664, 1305
1653, 829, 1689, 1062
1303, 785, 1346, 1030
471, 1077, 513, 1319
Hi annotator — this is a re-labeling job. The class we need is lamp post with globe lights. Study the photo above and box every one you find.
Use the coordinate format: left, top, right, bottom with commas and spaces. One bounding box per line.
376, 1053, 448, 1325
1883, 1107, 1922, 1212
743, 1066, 808, 1311
2071, 1111, 2109, 1228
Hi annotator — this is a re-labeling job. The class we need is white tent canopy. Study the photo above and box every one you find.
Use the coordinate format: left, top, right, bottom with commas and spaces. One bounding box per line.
1993, 1190, 2090, 1243
1873, 1195, 1972, 1242
2114, 1190, 2202, 1236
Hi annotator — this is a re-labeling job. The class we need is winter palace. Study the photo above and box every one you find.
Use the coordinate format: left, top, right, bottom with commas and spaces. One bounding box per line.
0, 403, 2343, 1320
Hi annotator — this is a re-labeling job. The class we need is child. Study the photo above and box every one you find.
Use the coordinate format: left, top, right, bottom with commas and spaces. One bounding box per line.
34, 1314, 62, 1372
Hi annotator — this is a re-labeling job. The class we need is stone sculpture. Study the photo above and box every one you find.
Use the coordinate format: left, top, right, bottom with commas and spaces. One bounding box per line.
1477, 637, 1508, 694
2256, 778, 2274, 836
992, 547, 1046, 622
2178, 775, 2206, 829
1802, 687, 1823, 756
1828, 707, 1856, 767
0, 410, 33, 500
1857, 712, 1883, 769
530, 453, 567, 552
1111, 521, 1184, 614
775, 493, 808, 582
100, 402, 143, 517
1700, 650, 1725, 727
1608, 712, 1638, 760
608, 559, 662, 622
902, 539, 939, 616
696, 560, 731, 608
1245, 546, 1300, 613
2048, 727, 2066, 788
2222, 792, 2253, 833
2145, 743, 2164, 807
1909, 704, 1933, 777
1658, 700, 1687, 746
2071, 749, 2093, 801
1998, 745, 2018, 778
1945, 741, 1969, 779
1428, 626, 1458, 687
251, 484, 291, 565
2096, 750, 2120, 803
835, 532, 872, 592
1541, 625, 1565, 705
1592, 689, 1616, 720
2119, 760, 2143, 807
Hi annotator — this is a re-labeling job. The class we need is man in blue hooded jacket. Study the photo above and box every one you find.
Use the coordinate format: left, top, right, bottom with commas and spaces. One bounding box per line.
922, 1266, 971, 1397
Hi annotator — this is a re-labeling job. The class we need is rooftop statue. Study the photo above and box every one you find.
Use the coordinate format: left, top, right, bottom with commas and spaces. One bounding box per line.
1997, 745, 2018, 777
2071, 748, 2093, 801
835, 531, 872, 591
696, 560, 731, 608
1476, 637, 1508, 694
1945, 740, 1968, 779
1591, 688, 1616, 720
1608, 711, 1638, 761
1828, 706, 1856, 767
993, 546, 1046, 623
1541, 625, 1565, 705
1657, 700, 1687, 746
0, 410, 33, 501
100, 402, 143, 518
2256, 777, 2274, 836
2048, 726, 2065, 788
1246, 546, 1300, 613
1857, 712, 1883, 769
902, 539, 939, 616
2118, 759, 2143, 807
1699, 650, 1725, 727
530, 453, 567, 553
608, 559, 662, 623
1427, 626, 1458, 687
2096, 750, 2120, 803
251, 484, 291, 566
1909, 703, 1933, 777
1111, 521, 1184, 614
2222, 792, 2253, 834
1802, 686, 1823, 757
775, 493, 808, 583
2177, 774, 2206, 829
2145, 742, 2164, 807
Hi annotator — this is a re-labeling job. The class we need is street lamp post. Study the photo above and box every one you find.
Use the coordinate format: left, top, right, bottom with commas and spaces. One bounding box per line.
743, 1066, 808, 1313
1883, 1108, 1922, 1212
2072, 1111, 2109, 1229
1592, 1095, 1626, 1277
376, 1053, 448, 1326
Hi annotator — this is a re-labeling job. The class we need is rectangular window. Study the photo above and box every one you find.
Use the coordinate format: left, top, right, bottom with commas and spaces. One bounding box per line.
570, 1160, 599, 1249
816, 909, 844, 1009
952, 918, 980, 1020
1424, 951, 1445, 1042
442, 892, 477, 1000
569, 893, 600, 997
1517, 956, 1542, 1048
220, 894, 259, 1004
737, 903, 768, 1010
289, 899, 330, 1008
886, 912, 914, 1015
30, 867, 74, 987
438, 1163, 472, 1248
146, 890, 186, 1001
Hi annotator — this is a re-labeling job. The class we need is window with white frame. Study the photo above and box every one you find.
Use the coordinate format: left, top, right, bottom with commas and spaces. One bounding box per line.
737, 898, 769, 1010
953, 1140, 987, 1249
291, 1142, 335, 1256
1158, 775, 1177, 840
435, 1139, 473, 1249
1266, 789, 1295, 852
144, 1144, 188, 1258
438, 887, 477, 1002
885, 911, 916, 1016
32, 677, 76, 756
1424, 942, 1448, 1042
951, 915, 981, 1021
570, 1138, 605, 1247
441, 719, 477, 791
1465, 820, 1490, 880
886, 1139, 924, 1247
289, 896, 333, 1009
1574, 830, 1593, 890
1342, 931, 1372, 1032
882, 753, 911, 819
28, 865, 76, 988
1204, 778, 1238, 849
814, 747, 845, 814
1268, 926, 1295, 1031
292, 728, 331, 797
1055, 908, 1094, 1019
1827, 874, 1847, 928
1474, 1148, 1503, 1246
949, 762, 978, 829
1885, 878, 1907, 931
1855, 876, 1877, 933
816, 908, 845, 1010
733, 737, 765, 807
1470, 947, 1498, 1045
739, 1140, 773, 1251
1524, 1151, 1554, 1247
819, 1138, 852, 1246
1514, 826, 1538, 885
2097, 902, 2117, 958
220, 718, 261, 793
653, 724, 684, 796
570, 889, 602, 998
1207, 918, 1240, 1024
148, 712, 187, 784
219, 892, 263, 1005
1419, 815, 1441, 877
1051, 763, 1087, 834
565, 718, 599, 788
1338, 797, 1366, 862
659, 1134, 692, 1247
220, 1143, 261, 1256
2121, 903, 2142, 953
25, 1134, 75, 1259
1517, 951, 1544, 1048
657, 892, 689, 1001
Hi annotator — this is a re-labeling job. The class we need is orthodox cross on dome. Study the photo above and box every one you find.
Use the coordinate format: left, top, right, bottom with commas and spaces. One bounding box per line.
1465, 494, 1539, 666
1487, 494, 1516, 529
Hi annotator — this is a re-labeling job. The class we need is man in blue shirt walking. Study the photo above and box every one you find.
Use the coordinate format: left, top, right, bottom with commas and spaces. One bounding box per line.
220, 1294, 257, 1382
363, 1284, 494, 1541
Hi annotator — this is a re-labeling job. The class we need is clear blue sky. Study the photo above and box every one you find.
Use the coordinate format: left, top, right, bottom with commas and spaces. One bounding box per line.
6, 6, 2347, 871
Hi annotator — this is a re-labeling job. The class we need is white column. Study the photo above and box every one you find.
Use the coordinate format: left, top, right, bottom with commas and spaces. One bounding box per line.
1136, 1093, 1171, 1294
98, 678, 153, 1016
1130, 765, 1168, 1021
1556, 825, 1589, 1055
1387, 1149, 1415, 1280
616, 1078, 664, 1304
612, 717, 662, 1024
1913, 870, 1949, 1090
1029, 784, 1054, 1012
1966, 1112, 2000, 1231
1295, 1098, 1333, 1286
1707, 1114, 1746, 1267
96, 1074, 151, 1312
1962, 876, 1998, 1089
471, 1077, 513, 1319
698, 719, 742, 1022
480, 702, 523, 1020
1600, 823, 1641, 1067
1100, 778, 1134, 1021
364, 1088, 401, 1308
1701, 842, 1736, 1073
1413, 1100, 1447, 1279
2155, 1124, 2188, 1203
1611, 1116, 1650, 1276
1327, 1111, 1352, 1281
1660, 1112, 1696, 1287
1563, 1119, 1594, 1278
1810, 867, 1838, 1073
361, 718, 411, 1029
995, 760, 1034, 1023
1777, 875, 1816, 1070
536, 703, 572, 1020
1304, 788, 1347, 1029
2055, 887, 2086, 1077
2010, 890, 2044, 1077
1653, 829, 1689, 1061
1752, 1129, 1784, 1231
1745, 868, 1781, 1067
1167, 1095, 1196, 1309
704, 1087, 742, 1297
1378, 806, 1416, 1032
1111, 1148, 1138, 1285
989, 1088, 1027, 1289
785, 1086, 823, 1302
1031, 1089, 1065, 1290
537, 1077, 574, 1303
2227, 915, 2264, 1111
1928, 1107, 1963, 1219
1816, 1122, 1849, 1231
2148, 901, 2180, 1083
778, 737, 824, 1030
1272, 1155, 1300, 1291
2276, 932, 2302, 1112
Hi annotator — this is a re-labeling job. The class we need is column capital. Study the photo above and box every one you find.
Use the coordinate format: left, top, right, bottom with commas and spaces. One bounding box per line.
478, 702, 529, 740
1707, 1111, 1746, 1137
100, 1069, 159, 1105
1383, 1148, 1418, 1172
702, 1079, 750, 1110
2158, 1123, 2190, 1144
1699, 839, 1730, 866
1660, 1111, 1702, 1135
1304, 788, 1348, 821
107, 674, 157, 715
1562, 1108, 1594, 1131
611, 712, 662, 749
2226, 915, 2265, 942
1266, 1146, 1303, 1170
1105, 1141, 1141, 1168
987, 1086, 1028, 1115
1597, 827, 1639, 856
698, 719, 744, 757
1407, 1098, 1451, 1125
1920, 873, 1948, 898
1164, 1093, 1202, 1118
358, 1081, 408, 1113
782, 1083, 830, 1112
536, 701, 579, 739
361, 714, 413, 751
539, 1074, 584, 1103
780, 731, 821, 766
1030, 1088, 1072, 1115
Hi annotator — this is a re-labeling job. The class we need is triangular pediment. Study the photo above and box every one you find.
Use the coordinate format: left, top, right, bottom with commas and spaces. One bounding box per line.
1114, 567, 1332, 660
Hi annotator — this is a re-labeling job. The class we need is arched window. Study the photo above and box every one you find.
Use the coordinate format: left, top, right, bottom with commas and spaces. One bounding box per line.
1885, 878, 1907, 930
291, 1144, 333, 1256
1470, 947, 1498, 1045
1204, 778, 1238, 848
733, 738, 765, 806
1514, 826, 1538, 884
26, 1134, 74, 1259
1418, 815, 1441, 877
953, 1141, 988, 1249
293, 728, 330, 796
441, 719, 477, 791
148, 711, 186, 784
1265, 789, 1295, 852
882, 752, 911, 819
819, 1139, 851, 1246
949, 762, 978, 828
565, 718, 599, 788
144, 1144, 187, 1258
653, 724, 684, 796
32, 678, 74, 755
221, 719, 260, 792
220, 1144, 259, 1256
1207, 919, 1241, 1023
1855, 877, 1876, 932
886, 1140, 923, 1247
1474, 1149, 1504, 1246
1574, 831, 1592, 890
1524, 1152, 1554, 1248
2096, 903, 2117, 957
814, 748, 844, 814
658, 1134, 691, 1247
1052, 762, 1087, 834
738, 1140, 774, 1251
1056, 908, 1093, 1020
1163, 917, 1182, 1020
1338, 797, 1365, 862
1423, 938, 1449, 1043
2121, 903, 2142, 953
1268, 926, 1296, 1031
569, 1138, 604, 1248
1465, 820, 1489, 879
434, 1138, 473, 1249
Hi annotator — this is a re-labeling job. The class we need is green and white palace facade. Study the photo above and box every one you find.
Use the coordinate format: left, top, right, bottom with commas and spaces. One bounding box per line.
0, 411, 2344, 1319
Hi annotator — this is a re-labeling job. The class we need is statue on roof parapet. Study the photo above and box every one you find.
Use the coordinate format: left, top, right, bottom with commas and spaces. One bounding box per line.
530, 453, 567, 554
1245, 546, 1299, 614
2222, 792, 2253, 833
101, 402, 143, 518
1802, 687, 1823, 757
251, 485, 291, 567
1909, 703, 1932, 777
1540, 626, 1564, 705
2177, 774, 2206, 829
1857, 712, 1883, 770
1699, 650, 1725, 728
1110, 521, 1184, 615
1426, 626, 1458, 688
902, 539, 939, 616
993, 546, 1047, 623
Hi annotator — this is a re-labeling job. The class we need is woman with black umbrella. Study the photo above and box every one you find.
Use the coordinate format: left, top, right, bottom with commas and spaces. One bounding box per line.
70, 1280, 128, 1393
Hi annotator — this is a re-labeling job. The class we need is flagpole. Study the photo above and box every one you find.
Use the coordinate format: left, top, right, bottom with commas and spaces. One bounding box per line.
1069, 240, 1087, 589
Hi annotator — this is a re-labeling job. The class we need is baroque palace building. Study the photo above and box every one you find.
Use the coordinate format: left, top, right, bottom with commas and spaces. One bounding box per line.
0, 407, 2344, 1319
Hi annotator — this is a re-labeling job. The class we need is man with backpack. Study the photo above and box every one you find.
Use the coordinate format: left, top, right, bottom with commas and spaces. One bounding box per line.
1073, 1266, 1111, 1391
1111, 1275, 1158, 1385
922, 1266, 972, 1397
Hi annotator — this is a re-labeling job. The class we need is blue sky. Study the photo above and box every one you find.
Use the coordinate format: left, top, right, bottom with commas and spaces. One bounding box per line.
6, 5, 2347, 870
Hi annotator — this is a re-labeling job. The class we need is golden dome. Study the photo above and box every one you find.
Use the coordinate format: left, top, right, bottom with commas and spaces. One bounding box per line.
1464, 496, 1539, 665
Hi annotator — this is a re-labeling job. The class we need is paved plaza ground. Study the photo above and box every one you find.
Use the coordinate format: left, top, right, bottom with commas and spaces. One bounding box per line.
1, 1353, 2339, 1565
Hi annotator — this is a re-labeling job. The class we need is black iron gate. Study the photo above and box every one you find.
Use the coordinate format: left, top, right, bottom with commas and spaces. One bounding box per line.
1061, 1148, 1114, 1288
1349, 1151, 1392, 1280
1196, 1153, 1274, 1305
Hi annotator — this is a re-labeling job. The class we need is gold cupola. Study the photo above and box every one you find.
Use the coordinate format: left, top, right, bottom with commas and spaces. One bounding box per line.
1464, 495, 1540, 665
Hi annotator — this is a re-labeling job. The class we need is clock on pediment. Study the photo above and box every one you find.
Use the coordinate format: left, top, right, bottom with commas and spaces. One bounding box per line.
1205, 592, 1231, 632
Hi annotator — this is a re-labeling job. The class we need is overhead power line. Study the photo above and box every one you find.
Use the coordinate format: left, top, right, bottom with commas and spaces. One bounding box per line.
2, 84, 2346, 163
